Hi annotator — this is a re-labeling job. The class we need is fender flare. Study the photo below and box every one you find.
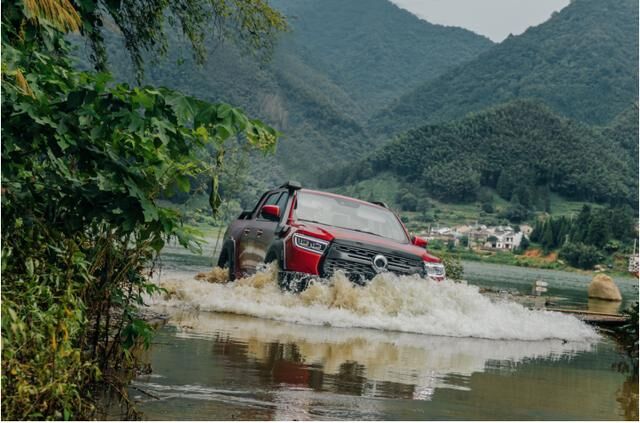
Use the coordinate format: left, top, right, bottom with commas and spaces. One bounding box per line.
217, 239, 236, 281
265, 239, 285, 270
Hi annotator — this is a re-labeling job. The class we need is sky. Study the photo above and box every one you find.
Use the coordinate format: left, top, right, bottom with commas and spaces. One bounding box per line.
390, 0, 570, 42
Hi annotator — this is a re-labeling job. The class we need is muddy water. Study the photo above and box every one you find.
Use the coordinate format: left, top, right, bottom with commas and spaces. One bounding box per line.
133, 245, 638, 420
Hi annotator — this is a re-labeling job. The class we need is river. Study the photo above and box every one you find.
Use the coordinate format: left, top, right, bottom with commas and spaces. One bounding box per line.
129, 241, 638, 420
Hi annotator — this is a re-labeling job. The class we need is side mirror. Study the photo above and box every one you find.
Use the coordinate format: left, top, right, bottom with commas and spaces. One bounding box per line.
411, 235, 428, 248
260, 204, 280, 221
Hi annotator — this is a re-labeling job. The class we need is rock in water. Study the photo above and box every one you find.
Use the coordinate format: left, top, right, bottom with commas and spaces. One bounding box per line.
587, 274, 622, 301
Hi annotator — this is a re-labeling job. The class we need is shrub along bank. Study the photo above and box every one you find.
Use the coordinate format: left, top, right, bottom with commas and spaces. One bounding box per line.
1, 0, 283, 419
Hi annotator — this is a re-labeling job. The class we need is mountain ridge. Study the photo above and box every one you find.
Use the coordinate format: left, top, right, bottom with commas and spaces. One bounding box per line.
322, 100, 637, 208
371, 0, 639, 136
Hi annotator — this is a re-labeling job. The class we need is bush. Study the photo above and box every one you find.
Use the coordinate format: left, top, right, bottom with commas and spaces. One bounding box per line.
559, 242, 603, 269
481, 202, 494, 213
515, 236, 530, 253
439, 252, 464, 281
422, 212, 435, 222
498, 204, 529, 223
429, 239, 444, 250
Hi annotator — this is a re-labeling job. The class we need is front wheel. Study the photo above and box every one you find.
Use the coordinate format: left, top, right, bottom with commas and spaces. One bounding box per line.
264, 248, 309, 293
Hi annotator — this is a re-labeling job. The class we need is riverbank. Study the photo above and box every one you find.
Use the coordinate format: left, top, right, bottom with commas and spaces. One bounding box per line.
431, 246, 636, 279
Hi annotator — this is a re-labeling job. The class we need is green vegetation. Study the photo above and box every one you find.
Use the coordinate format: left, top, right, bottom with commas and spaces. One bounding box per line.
373, 0, 639, 135
70, 0, 492, 184
1, 0, 282, 419
324, 101, 637, 211
271, 0, 493, 114
529, 205, 637, 269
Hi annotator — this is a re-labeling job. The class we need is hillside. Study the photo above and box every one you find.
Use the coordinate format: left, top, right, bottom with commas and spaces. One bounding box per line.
271, 0, 493, 114
322, 101, 637, 209
72, 0, 492, 185
373, 0, 639, 135
601, 103, 639, 162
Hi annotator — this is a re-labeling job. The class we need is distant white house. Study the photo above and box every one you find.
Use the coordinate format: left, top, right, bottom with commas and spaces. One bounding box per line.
427, 224, 525, 250
485, 231, 523, 250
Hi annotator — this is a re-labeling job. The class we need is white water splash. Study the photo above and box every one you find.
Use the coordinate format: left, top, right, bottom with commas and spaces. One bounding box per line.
148, 266, 599, 341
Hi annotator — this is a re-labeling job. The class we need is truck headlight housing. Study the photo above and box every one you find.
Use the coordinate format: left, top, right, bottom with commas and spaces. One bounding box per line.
424, 262, 446, 278
293, 233, 329, 254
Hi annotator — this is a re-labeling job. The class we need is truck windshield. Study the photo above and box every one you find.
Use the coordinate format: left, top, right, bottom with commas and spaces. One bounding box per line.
294, 192, 409, 243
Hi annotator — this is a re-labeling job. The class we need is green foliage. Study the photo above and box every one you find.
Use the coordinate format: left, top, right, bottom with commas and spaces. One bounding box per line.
1, 0, 280, 419
374, 0, 639, 134
530, 205, 636, 259
423, 163, 480, 202
271, 0, 492, 114
396, 189, 419, 211
74, 0, 492, 184
559, 242, 603, 269
331, 101, 637, 210
439, 252, 464, 281
498, 203, 529, 223
515, 236, 530, 254
77, 0, 286, 80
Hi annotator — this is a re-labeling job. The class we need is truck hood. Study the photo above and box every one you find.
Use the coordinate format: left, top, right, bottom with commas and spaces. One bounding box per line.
292, 222, 441, 263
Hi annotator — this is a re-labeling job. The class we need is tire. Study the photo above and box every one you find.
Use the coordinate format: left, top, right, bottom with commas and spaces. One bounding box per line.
265, 246, 309, 293
217, 242, 236, 282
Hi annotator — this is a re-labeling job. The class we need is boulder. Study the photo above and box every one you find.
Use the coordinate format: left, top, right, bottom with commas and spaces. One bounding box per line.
587, 274, 622, 301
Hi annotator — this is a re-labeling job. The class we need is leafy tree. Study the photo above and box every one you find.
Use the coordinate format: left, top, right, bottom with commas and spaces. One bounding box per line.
423, 163, 480, 202
559, 242, 603, 269
482, 202, 495, 213
529, 219, 543, 243
586, 210, 610, 248
571, 205, 592, 243
542, 221, 555, 253
1, 0, 282, 419
516, 235, 530, 253
499, 203, 529, 224
396, 189, 419, 211
439, 252, 464, 281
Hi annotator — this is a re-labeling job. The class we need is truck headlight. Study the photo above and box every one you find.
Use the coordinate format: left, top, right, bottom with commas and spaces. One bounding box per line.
293, 233, 329, 254
424, 262, 445, 277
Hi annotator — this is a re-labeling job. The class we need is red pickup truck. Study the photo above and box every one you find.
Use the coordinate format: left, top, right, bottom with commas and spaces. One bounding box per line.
217, 182, 445, 290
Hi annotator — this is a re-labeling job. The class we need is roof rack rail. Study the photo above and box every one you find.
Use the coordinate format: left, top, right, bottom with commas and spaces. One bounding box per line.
280, 180, 302, 191
370, 201, 388, 208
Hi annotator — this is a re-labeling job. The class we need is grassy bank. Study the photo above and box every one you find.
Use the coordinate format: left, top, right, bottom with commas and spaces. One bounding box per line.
428, 245, 635, 278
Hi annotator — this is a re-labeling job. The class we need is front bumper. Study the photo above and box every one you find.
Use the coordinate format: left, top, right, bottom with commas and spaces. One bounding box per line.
285, 238, 429, 284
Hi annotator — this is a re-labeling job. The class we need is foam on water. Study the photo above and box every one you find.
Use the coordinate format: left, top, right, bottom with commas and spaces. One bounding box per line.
148, 266, 599, 341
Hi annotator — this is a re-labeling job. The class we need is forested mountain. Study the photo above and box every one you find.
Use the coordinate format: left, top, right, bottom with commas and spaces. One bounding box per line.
601, 103, 639, 165
372, 0, 639, 135
322, 101, 637, 208
72, 0, 492, 184
271, 0, 493, 114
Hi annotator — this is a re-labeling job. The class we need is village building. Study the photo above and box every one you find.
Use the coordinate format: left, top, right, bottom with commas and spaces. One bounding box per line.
426, 223, 525, 251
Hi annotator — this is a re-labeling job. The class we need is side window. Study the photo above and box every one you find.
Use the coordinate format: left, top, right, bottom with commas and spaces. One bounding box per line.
275, 192, 289, 218
264, 193, 281, 207
249, 192, 269, 216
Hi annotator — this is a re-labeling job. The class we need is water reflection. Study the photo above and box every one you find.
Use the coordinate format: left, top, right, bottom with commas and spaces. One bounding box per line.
131, 311, 629, 420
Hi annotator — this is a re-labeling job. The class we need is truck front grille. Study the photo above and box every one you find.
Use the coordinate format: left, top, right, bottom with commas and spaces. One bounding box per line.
320, 240, 424, 284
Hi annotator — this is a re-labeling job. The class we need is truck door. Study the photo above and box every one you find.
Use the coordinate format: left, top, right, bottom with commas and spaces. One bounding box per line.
237, 191, 285, 274
253, 190, 290, 269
